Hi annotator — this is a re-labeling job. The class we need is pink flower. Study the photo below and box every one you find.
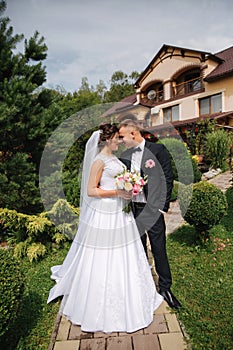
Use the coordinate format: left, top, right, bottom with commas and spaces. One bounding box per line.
145, 159, 155, 168
123, 173, 130, 181
118, 176, 124, 181
132, 183, 141, 196
139, 179, 145, 186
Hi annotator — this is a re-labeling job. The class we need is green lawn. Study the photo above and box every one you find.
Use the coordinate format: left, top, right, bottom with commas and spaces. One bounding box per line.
167, 187, 233, 350
0, 244, 70, 350
1, 188, 232, 350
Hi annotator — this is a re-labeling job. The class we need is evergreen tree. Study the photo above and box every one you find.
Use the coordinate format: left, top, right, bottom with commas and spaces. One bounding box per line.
0, 1, 53, 213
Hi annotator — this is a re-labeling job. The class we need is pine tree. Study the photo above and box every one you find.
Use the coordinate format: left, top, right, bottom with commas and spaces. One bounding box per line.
0, 1, 52, 213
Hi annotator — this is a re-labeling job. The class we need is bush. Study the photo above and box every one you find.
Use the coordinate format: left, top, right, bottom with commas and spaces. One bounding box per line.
0, 209, 28, 244
0, 199, 80, 262
179, 181, 228, 240
0, 249, 24, 338
170, 180, 179, 201
205, 129, 231, 170
161, 138, 201, 184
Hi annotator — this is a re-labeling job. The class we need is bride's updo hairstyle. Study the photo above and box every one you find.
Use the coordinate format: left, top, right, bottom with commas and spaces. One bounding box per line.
98, 123, 119, 147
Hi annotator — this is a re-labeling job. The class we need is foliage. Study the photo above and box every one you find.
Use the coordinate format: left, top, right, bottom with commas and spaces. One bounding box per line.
205, 128, 231, 170
0, 199, 79, 261
0, 2, 54, 213
0, 244, 70, 350
161, 138, 201, 184
0, 248, 24, 338
45, 199, 80, 239
191, 156, 202, 182
26, 243, 47, 263
0, 152, 41, 213
170, 180, 179, 201
167, 185, 233, 350
184, 119, 216, 155
103, 70, 139, 102
179, 181, 228, 240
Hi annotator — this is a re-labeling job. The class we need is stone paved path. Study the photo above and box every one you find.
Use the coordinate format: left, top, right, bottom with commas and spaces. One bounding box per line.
48, 171, 232, 350
48, 271, 188, 350
48, 220, 188, 350
207, 170, 232, 192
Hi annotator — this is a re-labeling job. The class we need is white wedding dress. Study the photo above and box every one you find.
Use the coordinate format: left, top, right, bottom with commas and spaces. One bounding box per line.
47, 154, 163, 333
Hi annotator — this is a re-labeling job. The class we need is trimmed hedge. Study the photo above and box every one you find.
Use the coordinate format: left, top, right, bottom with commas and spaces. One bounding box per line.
0, 249, 24, 338
179, 181, 228, 240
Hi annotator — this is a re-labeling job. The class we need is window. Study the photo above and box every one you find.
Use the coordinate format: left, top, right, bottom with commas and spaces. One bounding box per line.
185, 72, 201, 93
199, 93, 222, 116
163, 105, 179, 122
173, 69, 202, 97
143, 82, 164, 102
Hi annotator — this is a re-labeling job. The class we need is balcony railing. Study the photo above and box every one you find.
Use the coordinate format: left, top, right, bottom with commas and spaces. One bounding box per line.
172, 77, 203, 98
141, 89, 164, 105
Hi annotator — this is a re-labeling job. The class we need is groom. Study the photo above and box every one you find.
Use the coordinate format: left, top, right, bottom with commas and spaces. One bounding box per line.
118, 118, 181, 309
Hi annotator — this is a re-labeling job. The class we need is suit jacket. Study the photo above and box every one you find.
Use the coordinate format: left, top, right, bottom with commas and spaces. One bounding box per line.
120, 140, 174, 213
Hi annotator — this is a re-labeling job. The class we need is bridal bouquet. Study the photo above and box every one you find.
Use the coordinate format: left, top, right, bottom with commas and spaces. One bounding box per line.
115, 168, 148, 213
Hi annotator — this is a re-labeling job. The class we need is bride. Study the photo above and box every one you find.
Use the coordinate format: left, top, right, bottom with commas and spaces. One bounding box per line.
47, 123, 163, 333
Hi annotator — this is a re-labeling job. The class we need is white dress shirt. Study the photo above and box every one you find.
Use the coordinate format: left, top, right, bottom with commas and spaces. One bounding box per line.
131, 139, 146, 203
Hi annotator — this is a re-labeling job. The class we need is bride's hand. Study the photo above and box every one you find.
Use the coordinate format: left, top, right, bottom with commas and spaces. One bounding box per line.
116, 189, 132, 200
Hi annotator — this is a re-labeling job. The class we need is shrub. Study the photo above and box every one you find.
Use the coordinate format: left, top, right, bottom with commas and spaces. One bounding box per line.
0, 209, 28, 244
0, 249, 24, 338
161, 138, 201, 184
45, 198, 80, 240
205, 129, 231, 170
171, 180, 179, 201
26, 243, 47, 263
0, 199, 80, 262
179, 181, 228, 241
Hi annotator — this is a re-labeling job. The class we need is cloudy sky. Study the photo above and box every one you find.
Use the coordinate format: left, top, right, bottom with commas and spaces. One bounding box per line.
5, 0, 233, 92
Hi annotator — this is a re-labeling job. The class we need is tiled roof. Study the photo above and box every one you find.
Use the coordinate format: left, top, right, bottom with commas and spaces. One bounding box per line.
205, 46, 233, 82
102, 94, 137, 117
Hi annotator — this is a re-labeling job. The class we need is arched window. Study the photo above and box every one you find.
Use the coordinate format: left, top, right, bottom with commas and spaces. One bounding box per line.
172, 68, 202, 97
141, 82, 164, 103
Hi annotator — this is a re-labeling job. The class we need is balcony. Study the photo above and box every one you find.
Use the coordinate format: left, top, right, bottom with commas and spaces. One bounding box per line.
172, 77, 203, 98
140, 89, 164, 107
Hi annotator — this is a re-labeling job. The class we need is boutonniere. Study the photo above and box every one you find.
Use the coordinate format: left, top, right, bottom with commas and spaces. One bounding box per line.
145, 159, 155, 168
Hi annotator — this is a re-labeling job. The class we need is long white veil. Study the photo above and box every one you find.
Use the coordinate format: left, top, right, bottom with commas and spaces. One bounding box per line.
80, 130, 100, 210
75, 129, 138, 249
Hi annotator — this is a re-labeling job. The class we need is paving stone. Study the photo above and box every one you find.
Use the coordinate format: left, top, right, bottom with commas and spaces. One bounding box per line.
144, 314, 168, 334
54, 340, 80, 350
133, 334, 161, 350
80, 338, 105, 350
69, 324, 93, 340
165, 313, 181, 332
56, 316, 71, 341
159, 333, 187, 350
93, 331, 118, 338
154, 301, 170, 315
49, 314, 62, 349
118, 329, 143, 336
106, 336, 132, 350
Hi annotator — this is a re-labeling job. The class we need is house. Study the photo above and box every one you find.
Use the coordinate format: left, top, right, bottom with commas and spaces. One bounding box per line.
112, 44, 233, 140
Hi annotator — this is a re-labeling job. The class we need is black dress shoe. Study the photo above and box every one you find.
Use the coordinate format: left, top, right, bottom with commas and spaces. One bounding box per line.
160, 290, 182, 309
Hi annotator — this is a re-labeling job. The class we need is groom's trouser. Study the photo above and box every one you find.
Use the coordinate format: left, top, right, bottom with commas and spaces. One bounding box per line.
132, 203, 172, 292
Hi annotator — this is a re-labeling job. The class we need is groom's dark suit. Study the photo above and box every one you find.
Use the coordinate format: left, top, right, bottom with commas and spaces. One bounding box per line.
120, 140, 174, 292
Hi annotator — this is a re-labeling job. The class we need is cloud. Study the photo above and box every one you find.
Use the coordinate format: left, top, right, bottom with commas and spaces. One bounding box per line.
5, 0, 233, 92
